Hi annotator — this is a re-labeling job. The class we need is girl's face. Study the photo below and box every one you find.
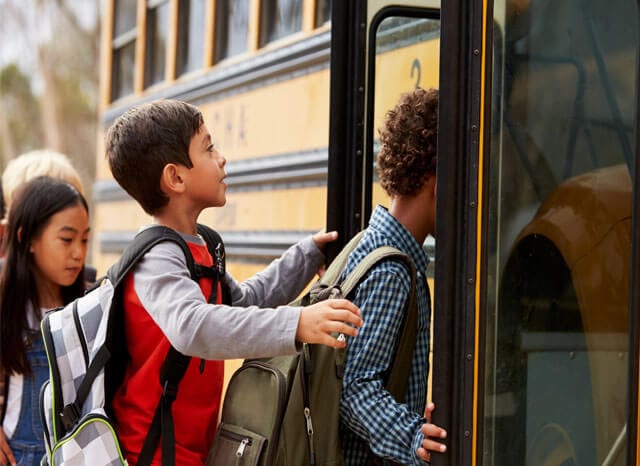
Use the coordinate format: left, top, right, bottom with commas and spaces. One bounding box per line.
29, 203, 90, 289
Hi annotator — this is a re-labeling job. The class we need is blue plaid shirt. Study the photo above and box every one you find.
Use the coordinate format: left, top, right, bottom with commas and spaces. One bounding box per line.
339, 205, 431, 466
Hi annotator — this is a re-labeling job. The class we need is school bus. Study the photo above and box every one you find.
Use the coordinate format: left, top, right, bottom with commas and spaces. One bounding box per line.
328, 1, 638, 466
96, 0, 638, 465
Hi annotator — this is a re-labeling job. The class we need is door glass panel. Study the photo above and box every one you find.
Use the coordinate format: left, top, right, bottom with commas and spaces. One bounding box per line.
483, 1, 637, 465
371, 14, 440, 394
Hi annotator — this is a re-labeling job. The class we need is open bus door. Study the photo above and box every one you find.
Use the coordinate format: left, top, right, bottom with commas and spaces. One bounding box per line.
328, 1, 640, 466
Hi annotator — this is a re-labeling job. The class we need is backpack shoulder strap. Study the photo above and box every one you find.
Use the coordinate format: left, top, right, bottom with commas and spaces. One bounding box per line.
318, 230, 366, 287
107, 225, 199, 285
339, 246, 418, 403
105, 225, 198, 466
196, 224, 231, 304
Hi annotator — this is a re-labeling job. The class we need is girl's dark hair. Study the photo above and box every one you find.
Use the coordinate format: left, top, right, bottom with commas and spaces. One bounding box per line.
0, 176, 88, 375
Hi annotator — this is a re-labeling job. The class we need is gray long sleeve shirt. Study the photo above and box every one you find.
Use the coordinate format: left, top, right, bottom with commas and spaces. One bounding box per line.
132, 230, 324, 360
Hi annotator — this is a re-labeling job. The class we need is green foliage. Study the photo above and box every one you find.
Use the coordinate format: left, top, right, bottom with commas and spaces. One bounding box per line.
0, 63, 44, 155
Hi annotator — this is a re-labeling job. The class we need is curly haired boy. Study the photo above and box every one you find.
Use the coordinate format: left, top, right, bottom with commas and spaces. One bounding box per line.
338, 87, 447, 465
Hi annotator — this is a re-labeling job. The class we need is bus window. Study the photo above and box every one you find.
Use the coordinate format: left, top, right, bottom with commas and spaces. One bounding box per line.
144, 0, 170, 88
483, 0, 637, 465
111, 0, 137, 101
259, 0, 303, 46
176, 0, 206, 76
315, 0, 331, 27
214, 0, 250, 62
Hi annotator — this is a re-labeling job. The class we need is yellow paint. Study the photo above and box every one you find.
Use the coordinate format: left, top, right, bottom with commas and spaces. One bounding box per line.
198, 69, 331, 160
204, 0, 215, 68
473, 1, 489, 464
94, 200, 152, 233
373, 39, 441, 132
134, 0, 147, 94
166, 0, 179, 82
199, 187, 327, 231
99, 1, 114, 109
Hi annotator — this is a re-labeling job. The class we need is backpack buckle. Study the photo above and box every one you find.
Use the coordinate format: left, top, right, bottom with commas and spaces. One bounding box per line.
60, 403, 80, 431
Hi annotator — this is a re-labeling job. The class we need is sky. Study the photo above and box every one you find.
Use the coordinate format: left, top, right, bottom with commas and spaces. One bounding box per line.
0, 0, 101, 92
0, 0, 100, 72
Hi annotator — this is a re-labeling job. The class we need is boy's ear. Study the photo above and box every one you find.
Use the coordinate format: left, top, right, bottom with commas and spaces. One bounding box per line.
160, 163, 186, 194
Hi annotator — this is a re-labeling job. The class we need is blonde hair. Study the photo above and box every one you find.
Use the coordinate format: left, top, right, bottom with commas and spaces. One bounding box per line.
2, 150, 84, 219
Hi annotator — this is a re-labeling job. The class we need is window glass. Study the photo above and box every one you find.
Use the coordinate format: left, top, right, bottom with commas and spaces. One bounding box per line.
176, 0, 206, 76
111, 0, 137, 101
315, 0, 331, 26
144, 1, 170, 87
214, 0, 250, 62
114, 0, 137, 36
482, 1, 637, 465
112, 41, 136, 100
259, 0, 303, 46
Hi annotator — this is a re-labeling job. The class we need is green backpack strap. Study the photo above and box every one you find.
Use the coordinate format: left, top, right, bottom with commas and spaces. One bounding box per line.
318, 230, 366, 287
335, 245, 418, 403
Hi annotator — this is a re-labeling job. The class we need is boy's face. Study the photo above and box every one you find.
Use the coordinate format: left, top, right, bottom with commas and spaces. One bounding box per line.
185, 124, 227, 208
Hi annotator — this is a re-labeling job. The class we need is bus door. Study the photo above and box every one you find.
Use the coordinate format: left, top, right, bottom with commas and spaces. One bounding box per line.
329, 1, 640, 466
437, 1, 640, 465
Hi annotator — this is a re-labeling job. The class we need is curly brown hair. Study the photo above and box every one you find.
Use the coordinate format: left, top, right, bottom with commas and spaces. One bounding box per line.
377, 87, 438, 196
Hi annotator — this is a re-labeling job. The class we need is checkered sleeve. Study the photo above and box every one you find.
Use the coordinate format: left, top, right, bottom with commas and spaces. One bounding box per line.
339, 264, 428, 465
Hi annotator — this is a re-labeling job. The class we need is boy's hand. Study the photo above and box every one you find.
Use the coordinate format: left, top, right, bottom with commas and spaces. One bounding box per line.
417, 402, 447, 462
312, 230, 338, 253
312, 230, 338, 278
0, 426, 16, 466
297, 299, 362, 347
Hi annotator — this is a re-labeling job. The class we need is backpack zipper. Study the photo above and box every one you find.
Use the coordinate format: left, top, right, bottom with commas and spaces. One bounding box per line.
219, 429, 253, 457
71, 301, 89, 367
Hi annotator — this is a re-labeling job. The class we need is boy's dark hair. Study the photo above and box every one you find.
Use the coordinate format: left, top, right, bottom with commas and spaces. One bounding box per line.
106, 99, 204, 215
377, 87, 438, 197
0, 176, 88, 375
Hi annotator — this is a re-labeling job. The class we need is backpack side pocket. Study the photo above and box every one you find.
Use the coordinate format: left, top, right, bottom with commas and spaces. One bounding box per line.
207, 423, 266, 466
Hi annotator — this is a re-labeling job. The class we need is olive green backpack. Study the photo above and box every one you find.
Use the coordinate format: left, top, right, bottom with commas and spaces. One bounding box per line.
207, 231, 418, 466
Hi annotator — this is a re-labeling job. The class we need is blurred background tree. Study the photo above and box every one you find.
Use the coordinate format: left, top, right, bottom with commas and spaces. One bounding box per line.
0, 0, 101, 192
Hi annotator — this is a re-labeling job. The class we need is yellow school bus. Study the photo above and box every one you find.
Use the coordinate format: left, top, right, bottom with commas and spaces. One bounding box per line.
97, 1, 639, 465
330, 1, 638, 465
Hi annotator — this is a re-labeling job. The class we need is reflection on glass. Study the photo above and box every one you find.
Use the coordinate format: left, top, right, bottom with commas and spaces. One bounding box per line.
214, 0, 249, 62
176, 0, 206, 76
315, 0, 331, 26
371, 16, 440, 211
259, 0, 303, 46
113, 0, 137, 37
483, 1, 637, 465
112, 42, 135, 100
144, 1, 170, 87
